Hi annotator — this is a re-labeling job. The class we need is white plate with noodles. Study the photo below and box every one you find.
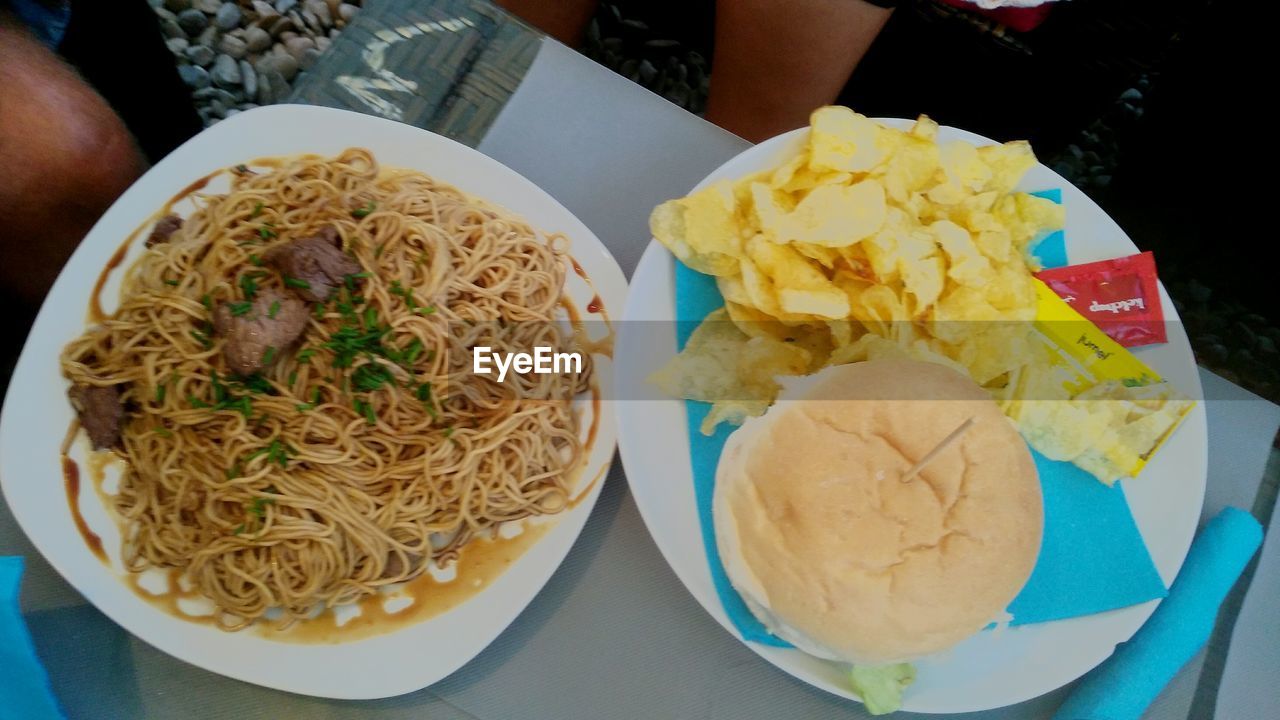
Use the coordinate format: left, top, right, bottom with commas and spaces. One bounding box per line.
614, 117, 1207, 713
0, 105, 625, 699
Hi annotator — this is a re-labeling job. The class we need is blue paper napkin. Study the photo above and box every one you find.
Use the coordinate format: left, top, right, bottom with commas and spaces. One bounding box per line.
675, 189, 1167, 647
0, 557, 65, 720
1030, 189, 1068, 269
1054, 507, 1263, 720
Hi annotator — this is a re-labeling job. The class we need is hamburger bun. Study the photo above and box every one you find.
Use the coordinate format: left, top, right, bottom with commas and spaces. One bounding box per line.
714, 360, 1042, 664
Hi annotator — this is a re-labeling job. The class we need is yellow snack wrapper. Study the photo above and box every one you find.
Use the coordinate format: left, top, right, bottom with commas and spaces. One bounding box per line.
1007, 279, 1194, 483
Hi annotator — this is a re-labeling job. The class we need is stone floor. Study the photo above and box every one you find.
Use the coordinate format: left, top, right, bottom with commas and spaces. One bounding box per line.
151, 0, 364, 126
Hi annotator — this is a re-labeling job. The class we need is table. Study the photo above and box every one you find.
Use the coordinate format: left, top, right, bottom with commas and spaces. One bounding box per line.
4, 1, 1278, 718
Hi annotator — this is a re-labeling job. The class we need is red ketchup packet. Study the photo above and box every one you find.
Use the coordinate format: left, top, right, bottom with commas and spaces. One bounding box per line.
1035, 251, 1168, 348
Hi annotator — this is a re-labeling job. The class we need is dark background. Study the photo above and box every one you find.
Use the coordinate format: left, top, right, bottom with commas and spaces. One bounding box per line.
3, 0, 1274, 402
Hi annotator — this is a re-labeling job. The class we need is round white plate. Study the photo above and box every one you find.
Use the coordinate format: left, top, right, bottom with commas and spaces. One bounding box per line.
614, 120, 1207, 713
0, 105, 627, 699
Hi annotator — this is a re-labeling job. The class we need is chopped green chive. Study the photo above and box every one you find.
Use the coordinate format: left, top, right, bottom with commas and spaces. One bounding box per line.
403, 338, 424, 365
251, 201, 264, 218
239, 273, 258, 300
283, 277, 311, 290
257, 223, 277, 240
262, 346, 277, 365
232, 524, 245, 535
352, 201, 376, 218
236, 397, 254, 417
352, 363, 395, 392
187, 395, 211, 409
416, 306, 436, 315
248, 496, 276, 518
296, 348, 315, 363
154, 382, 167, 404
210, 370, 227, 402
295, 387, 320, 411
190, 329, 212, 348
416, 383, 439, 419
201, 294, 213, 311
444, 427, 454, 438
164, 279, 180, 287
233, 373, 273, 395
228, 301, 253, 317
287, 370, 298, 386
268, 299, 281, 319
249, 253, 264, 266
274, 440, 289, 466
154, 428, 173, 438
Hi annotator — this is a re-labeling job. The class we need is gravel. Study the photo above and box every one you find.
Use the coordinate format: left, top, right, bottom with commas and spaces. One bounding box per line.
175, 8, 209, 36
151, 0, 363, 127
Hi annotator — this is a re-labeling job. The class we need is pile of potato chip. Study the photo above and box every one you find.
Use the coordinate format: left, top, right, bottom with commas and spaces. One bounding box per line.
651, 107, 1065, 430
650, 107, 1198, 485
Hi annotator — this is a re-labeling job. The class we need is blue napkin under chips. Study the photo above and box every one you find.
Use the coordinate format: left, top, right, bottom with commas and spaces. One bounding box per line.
675, 189, 1168, 646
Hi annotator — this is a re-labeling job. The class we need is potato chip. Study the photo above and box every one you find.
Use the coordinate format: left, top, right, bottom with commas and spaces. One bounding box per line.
873, 129, 941, 204
650, 194, 739, 277
978, 141, 1036, 195
849, 284, 908, 338
749, 182, 793, 239
827, 318, 858, 349
742, 333, 812, 379
974, 226, 1014, 265
828, 333, 968, 377
649, 309, 808, 408
899, 253, 946, 316
931, 285, 1000, 343
862, 214, 906, 284
701, 401, 770, 434
792, 242, 842, 269
932, 220, 994, 288
985, 264, 1037, 319
648, 309, 760, 402
808, 106, 886, 174
775, 181, 887, 247
724, 299, 799, 344
739, 254, 784, 318
779, 169, 853, 195
940, 140, 992, 191
778, 287, 851, 319
717, 274, 752, 308
993, 192, 1066, 255
910, 115, 939, 140
747, 236, 850, 319
769, 154, 807, 189
682, 180, 747, 261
